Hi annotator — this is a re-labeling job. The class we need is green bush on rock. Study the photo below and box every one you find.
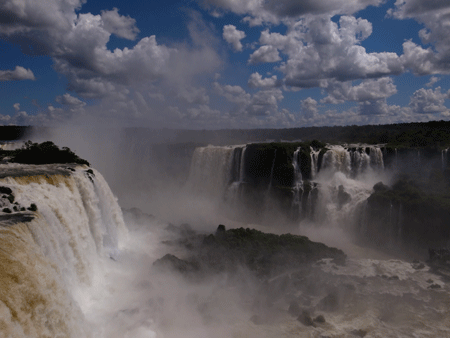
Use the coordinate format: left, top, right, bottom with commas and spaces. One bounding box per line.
8, 141, 90, 166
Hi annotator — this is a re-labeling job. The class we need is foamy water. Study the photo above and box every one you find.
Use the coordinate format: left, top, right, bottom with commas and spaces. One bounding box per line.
1, 162, 449, 338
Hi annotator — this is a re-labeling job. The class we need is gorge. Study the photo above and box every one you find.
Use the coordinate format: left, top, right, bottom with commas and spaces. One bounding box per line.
1, 133, 450, 337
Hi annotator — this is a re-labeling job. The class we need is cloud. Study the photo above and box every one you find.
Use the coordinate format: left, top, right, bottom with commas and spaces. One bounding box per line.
321, 77, 397, 104
426, 76, 440, 87
223, 24, 246, 51
100, 7, 139, 40
248, 72, 279, 88
186, 104, 221, 120
197, 0, 385, 25
177, 87, 210, 104
254, 16, 403, 88
0, 1, 221, 108
300, 97, 318, 119
248, 45, 281, 64
408, 86, 450, 114
214, 82, 284, 117
55, 93, 86, 106
391, 1, 450, 74
0, 66, 35, 81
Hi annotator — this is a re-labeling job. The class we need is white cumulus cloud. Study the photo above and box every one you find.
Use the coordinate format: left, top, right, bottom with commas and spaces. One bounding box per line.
223, 24, 246, 51
0, 66, 35, 81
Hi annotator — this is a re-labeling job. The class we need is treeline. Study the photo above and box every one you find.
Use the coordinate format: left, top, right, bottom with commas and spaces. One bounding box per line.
0, 141, 90, 166
3, 120, 450, 148
162, 120, 450, 148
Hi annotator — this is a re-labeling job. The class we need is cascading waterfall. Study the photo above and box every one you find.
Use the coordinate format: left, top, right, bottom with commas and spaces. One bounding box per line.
321, 145, 352, 175
442, 148, 449, 170
310, 147, 320, 179
291, 148, 303, 216
187, 143, 389, 223
186, 145, 238, 198
0, 166, 127, 338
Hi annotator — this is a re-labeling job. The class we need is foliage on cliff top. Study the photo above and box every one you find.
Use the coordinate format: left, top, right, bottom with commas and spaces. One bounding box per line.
200, 226, 346, 276
2, 141, 90, 166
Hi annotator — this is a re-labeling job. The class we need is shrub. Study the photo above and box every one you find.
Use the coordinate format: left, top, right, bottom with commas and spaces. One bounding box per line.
2, 208, 11, 213
11, 141, 90, 166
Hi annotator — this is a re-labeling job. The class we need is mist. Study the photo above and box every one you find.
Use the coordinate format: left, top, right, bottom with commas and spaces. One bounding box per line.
15, 126, 450, 337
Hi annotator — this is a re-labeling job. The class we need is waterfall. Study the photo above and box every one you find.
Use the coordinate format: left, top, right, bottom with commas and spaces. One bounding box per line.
0, 166, 127, 337
321, 145, 352, 175
186, 145, 238, 198
267, 149, 277, 193
310, 147, 320, 179
292, 148, 303, 216
442, 148, 448, 171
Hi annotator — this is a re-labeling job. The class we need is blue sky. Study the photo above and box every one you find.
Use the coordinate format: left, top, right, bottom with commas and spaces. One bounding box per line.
1, 0, 450, 128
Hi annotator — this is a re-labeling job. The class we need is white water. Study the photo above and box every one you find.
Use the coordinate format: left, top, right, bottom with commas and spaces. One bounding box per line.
0, 165, 134, 338
2, 146, 450, 338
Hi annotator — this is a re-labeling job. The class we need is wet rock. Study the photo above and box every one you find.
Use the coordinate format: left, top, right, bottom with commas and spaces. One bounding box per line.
152, 254, 199, 274
0, 187, 12, 195
351, 329, 367, 337
318, 292, 339, 312
297, 310, 315, 327
314, 315, 326, 323
428, 248, 450, 265
412, 260, 425, 270
288, 300, 301, 317
337, 185, 351, 209
250, 315, 266, 325
428, 284, 441, 289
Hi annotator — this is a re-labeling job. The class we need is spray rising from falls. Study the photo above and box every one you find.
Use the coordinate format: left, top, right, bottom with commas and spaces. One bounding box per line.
0, 165, 128, 337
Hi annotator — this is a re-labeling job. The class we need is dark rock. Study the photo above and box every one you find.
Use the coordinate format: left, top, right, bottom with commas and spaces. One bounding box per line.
215, 224, 226, 238
351, 329, 367, 337
27, 203, 37, 212
153, 254, 199, 274
373, 182, 389, 193
250, 315, 265, 325
412, 261, 425, 270
314, 315, 326, 323
337, 185, 351, 209
429, 248, 450, 264
288, 300, 301, 317
318, 292, 339, 312
297, 310, 315, 327
428, 284, 441, 289
0, 186, 12, 195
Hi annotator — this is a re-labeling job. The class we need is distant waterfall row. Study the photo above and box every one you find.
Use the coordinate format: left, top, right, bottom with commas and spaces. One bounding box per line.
187, 143, 386, 201
187, 143, 450, 247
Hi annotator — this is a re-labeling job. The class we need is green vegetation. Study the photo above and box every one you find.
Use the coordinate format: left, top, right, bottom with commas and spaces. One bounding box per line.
156, 224, 346, 278
0, 141, 90, 166
200, 226, 345, 276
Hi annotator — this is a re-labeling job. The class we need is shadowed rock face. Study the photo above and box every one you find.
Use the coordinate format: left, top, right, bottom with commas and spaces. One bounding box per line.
0, 213, 35, 227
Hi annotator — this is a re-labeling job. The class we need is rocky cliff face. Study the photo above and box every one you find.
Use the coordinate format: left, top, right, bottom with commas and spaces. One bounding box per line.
187, 142, 450, 253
